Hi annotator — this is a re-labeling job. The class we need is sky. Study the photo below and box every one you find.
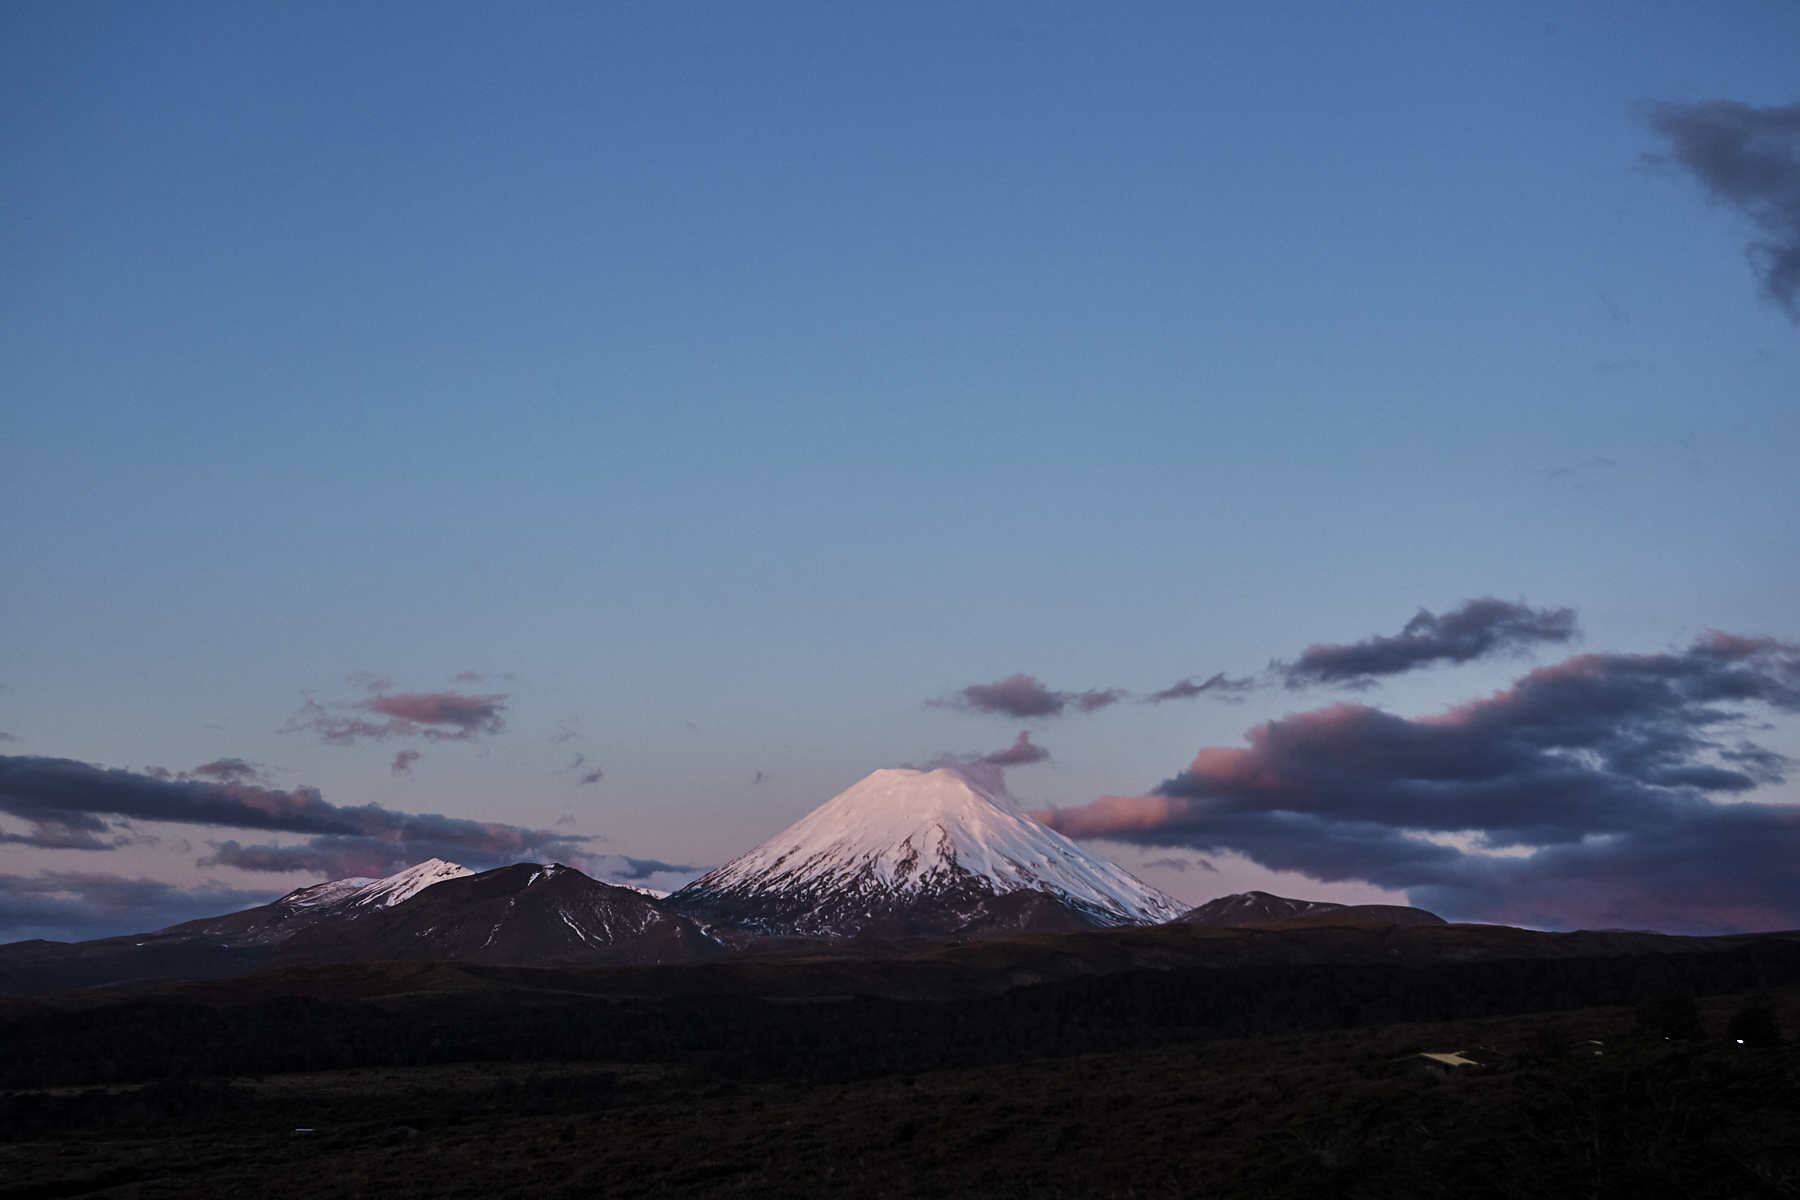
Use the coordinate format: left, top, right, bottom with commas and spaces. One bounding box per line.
3, 1, 1798, 942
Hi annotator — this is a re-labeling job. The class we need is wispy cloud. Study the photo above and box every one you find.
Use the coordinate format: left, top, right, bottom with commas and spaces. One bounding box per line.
929, 674, 1124, 718
283, 686, 508, 745
390, 750, 421, 775
1279, 598, 1578, 689
1037, 632, 1800, 934
1649, 98, 1800, 319
190, 758, 267, 785
1143, 673, 1258, 704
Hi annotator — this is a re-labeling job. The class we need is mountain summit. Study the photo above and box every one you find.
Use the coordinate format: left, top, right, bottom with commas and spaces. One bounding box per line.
671, 767, 1183, 937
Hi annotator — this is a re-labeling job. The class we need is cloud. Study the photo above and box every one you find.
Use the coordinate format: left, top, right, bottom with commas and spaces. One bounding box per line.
190, 758, 266, 785
981, 731, 1051, 767
0, 731, 18, 743
0, 755, 590, 880
1280, 598, 1578, 688
556, 753, 603, 785
930, 674, 1123, 718
0, 872, 279, 944
391, 750, 421, 775
1144, 673, 1258, 704
1035, 632, 1800, 934
1649, 98, 1800, 319
0, 820, 115, 851
283, 688, 508, 745
576, 854, 707, 896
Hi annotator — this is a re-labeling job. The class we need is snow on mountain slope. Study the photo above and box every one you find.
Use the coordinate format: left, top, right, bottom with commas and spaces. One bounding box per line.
673, 767, 1183, 935
155, 860, 472, 946
337, 858, 472, 910
272, 877, 376, 909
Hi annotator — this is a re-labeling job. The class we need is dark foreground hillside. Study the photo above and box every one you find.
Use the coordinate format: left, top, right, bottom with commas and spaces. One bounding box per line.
4, 944, 1800, 1198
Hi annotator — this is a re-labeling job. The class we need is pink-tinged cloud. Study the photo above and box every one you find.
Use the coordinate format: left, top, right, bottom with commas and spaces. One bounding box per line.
391, 750, 421, 775
283, 688, 508, 744
367, 692, 505, 733
981, 731, 1051, 767
1036, 632, 1800, 934
930, 674, 1126, 719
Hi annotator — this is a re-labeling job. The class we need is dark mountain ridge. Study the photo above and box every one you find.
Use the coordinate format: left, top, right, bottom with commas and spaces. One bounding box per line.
1179, 890, 1445, 928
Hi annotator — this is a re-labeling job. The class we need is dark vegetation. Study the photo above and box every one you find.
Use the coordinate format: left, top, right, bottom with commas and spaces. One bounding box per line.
3, 942, 1799, 1197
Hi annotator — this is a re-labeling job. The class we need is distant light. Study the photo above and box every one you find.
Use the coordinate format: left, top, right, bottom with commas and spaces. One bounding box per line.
1737, 1039, 1745, 1044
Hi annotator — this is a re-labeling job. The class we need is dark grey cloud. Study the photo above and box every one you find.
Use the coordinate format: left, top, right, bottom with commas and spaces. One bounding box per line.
0, 872, 278, 944
930, 674, 1123, 718
1649, 98, 1800, 319
1036, 633, 1800, 934
0, 755, 589, 880
1280, 598, 1577, 688
191, 758, 266, 785
980, 731, 1051, 767
282, 689, 508, 745
1143, 673, 1258, 704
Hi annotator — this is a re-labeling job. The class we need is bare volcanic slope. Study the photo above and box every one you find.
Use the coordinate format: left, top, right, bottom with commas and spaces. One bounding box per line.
1179, 891, 1446, 929
670, 767, 1184, 938
262, 862, 712, 968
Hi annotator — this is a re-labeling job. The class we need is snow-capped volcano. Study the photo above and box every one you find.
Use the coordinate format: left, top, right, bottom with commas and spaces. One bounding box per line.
671, 767, 1183, 937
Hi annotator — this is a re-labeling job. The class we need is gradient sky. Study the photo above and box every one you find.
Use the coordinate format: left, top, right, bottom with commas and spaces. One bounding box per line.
4, 1, 1798, 942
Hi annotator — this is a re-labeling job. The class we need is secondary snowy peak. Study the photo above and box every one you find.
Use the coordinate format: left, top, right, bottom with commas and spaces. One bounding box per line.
340, 858, 473, 910
675, 767, 1183, 935
263, 862, 693, 968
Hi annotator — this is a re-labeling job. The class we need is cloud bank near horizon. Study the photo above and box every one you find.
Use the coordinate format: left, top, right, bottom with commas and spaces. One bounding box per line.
1035, 632, 1800, 934
0, 755, 590, 882
0, 871, 280, 945
1650, 97, 1800, 319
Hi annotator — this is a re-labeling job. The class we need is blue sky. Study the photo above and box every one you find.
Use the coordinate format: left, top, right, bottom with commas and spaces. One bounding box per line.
4, 1, 1798, 940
